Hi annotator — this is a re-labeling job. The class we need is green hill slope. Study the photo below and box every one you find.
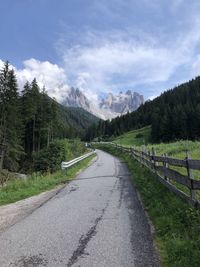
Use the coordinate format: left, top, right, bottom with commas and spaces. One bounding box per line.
114, 126, 151, 146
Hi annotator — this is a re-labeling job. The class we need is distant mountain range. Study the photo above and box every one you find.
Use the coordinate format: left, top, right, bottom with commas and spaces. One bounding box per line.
62, 88, 144, 120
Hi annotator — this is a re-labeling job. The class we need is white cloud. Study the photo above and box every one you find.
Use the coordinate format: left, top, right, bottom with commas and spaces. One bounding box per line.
16, 59, 70, 102
0, 59, 4, 69
58, 17, 200, 99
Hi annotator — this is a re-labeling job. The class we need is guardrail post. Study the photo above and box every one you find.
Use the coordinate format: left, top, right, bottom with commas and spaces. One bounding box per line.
186, 152, 196, 201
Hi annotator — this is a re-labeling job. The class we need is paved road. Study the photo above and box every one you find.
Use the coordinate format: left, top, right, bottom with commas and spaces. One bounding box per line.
0, 150, 159, 267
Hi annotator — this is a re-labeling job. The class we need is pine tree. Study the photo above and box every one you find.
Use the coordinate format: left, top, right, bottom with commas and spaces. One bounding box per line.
0, 62, 23, 171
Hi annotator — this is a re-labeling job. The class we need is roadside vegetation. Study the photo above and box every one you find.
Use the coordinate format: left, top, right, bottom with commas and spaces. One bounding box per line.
97, 144, 200, 267
112, 126, 200, 160
0, 153, 95, 206
33, 139, 87, 173
0, 138, 95, 205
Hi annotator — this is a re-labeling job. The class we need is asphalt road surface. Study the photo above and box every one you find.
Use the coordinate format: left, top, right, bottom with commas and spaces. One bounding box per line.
0, 150, 160, 267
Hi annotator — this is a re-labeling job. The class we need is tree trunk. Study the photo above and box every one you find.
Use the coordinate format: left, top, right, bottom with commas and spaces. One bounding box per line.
0, 115, 6, 170
47, 126, 50, 148
32, 116, 35, 153
0, 136, 6, 170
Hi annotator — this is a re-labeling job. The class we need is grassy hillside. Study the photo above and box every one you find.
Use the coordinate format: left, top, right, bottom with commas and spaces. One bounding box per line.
114, 126, 151, 146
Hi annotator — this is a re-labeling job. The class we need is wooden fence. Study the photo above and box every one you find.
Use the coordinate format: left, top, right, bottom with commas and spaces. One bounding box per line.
96, 142, 200, 208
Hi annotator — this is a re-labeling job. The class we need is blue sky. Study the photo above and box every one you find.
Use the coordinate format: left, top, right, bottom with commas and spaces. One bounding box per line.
1, 0, 200, 101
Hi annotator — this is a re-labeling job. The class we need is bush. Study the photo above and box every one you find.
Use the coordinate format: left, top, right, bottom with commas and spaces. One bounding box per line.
135, 133, 144, 139
33, 139, 87, 173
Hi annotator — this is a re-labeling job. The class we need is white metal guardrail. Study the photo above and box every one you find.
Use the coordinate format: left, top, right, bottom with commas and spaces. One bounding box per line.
61, 150, 96, 170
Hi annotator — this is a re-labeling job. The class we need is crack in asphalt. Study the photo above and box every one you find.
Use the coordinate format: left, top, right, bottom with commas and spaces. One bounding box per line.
66, 205, 108, 267
66, 174, 118, 267
118, 177, 125, 209
10, 254, 48, 267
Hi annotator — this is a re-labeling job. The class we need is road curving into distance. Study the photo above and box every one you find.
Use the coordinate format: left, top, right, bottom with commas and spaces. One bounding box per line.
0, 149, 160, 267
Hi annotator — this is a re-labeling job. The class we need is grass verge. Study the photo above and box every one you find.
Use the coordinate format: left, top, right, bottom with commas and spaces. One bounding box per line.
0, 154, 96, 206
97, 145, 200, 267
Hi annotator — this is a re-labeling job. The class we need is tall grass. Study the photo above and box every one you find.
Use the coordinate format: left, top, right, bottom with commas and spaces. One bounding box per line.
113, 127, 200, 160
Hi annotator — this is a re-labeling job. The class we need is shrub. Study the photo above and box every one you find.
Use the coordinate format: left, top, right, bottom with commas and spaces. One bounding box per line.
34, 141, 66, 173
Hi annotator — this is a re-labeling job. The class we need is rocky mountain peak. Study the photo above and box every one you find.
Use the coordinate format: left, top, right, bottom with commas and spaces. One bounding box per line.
62, 87, 91, 110
62, 87, 144, 120
126, 90, 132, 95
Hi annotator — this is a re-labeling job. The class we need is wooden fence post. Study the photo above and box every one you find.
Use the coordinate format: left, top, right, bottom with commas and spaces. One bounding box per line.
148, 149, 151, 168
151, 147, 156, 172
163, 153, 169, 181
186, 152, 196, 201
144, 145, 148, 167
141, 146, 144, 165
141, 147, 144, 165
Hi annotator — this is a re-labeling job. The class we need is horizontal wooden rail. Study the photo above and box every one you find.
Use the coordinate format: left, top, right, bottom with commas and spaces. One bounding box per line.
153, 156, 187, 168
156, 166, 191, 188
